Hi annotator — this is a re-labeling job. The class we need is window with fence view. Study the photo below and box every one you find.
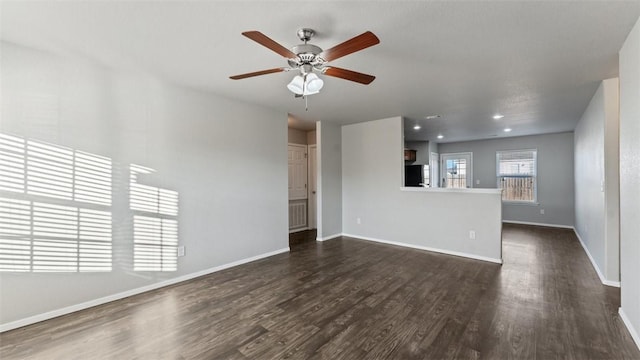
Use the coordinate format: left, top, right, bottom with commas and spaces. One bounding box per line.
496, 149, 536, 202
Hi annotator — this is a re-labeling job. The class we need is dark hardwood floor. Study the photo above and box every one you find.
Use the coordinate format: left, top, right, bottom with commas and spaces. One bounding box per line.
289, 229, 317, 246
1, 224, 639, 359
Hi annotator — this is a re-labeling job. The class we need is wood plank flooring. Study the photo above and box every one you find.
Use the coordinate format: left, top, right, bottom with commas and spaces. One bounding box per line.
289, 229, 317, 246
1, 223, 639, 359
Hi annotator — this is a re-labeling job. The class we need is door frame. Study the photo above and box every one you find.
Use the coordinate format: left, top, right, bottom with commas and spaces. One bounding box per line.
430, 152, 439, 187
308, 144, 317, 229
440, 152, 473, 188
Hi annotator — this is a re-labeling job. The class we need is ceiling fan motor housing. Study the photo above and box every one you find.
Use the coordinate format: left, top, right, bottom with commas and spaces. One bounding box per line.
288, 43, 326, 73
292, 44, 322, 56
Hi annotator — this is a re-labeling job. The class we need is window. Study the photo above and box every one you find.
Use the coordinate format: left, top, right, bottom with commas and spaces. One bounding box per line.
497, 149, 537, 202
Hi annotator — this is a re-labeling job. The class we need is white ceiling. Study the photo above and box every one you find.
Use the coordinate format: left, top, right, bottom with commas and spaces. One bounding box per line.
2, 1, 639, 142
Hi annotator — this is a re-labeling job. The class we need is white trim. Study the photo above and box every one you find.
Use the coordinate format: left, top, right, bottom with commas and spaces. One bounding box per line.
316, 122, 323, 242
619, 307, 640, 351
502, 220, 573, 229
573, 228, 621, 287
0, 247, 290, 333
316, 233, 342, 241
342, 233, 503, 264
289, 227, 309, 234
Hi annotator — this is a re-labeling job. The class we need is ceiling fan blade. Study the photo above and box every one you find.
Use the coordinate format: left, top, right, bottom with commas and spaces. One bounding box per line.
229, 68, 286, 80
242, 31, 297, 59
324, 67, 376, 85
320, 31, 380, 62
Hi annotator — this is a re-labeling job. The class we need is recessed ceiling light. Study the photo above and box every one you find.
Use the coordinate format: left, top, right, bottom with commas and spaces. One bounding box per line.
504, 128, 512, 132
493, 114, 505, 120
413, 125, 421, 130
425, 115, 441, 120
437, 134, 444, 139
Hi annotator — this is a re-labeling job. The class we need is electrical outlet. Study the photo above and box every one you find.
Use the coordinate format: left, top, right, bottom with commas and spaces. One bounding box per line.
357, 217, 361, 225
540, 209, 545, 215
469, 230, 476, 240
178, 246, 185, 257
476, 179, 480, 185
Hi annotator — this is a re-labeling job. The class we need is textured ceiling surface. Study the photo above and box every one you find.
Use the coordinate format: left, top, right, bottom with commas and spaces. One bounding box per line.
2, 1, 639, 142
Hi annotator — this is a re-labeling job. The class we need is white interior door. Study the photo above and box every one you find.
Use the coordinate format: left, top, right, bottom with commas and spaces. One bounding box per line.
430, 152, 439, 187
441, 152, 473, 188
308, 145, 317, 229
288, 144, 307, 200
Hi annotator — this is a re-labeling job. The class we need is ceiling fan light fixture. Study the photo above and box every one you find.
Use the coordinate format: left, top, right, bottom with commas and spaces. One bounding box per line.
305, 73, 324, 93
287, 73, 323, 96
287, 75, 305, 95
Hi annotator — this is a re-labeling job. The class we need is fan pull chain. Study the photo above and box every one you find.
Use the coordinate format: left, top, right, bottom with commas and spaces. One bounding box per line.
303, 73, 309, 111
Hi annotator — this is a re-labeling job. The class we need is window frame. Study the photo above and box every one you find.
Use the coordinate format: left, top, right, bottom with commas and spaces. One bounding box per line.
440, 152, 473, 189
496, 149, 538, 204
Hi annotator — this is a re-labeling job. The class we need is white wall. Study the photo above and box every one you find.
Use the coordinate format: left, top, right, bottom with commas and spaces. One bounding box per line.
288, 128, 307, 145
619, 16, 640, 349
342, 117, 502, 262
603, 79, 621, 284
438, 132, 575, 227
428, 141, 439, 158
307, 130, 316, 145
0, 42, 288, 328
574, 78, 620, 285
316, 121, 342, 239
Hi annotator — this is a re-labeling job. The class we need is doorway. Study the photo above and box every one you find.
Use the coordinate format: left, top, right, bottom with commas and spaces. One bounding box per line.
441, 152, 473, 188
287, 120, 317, 245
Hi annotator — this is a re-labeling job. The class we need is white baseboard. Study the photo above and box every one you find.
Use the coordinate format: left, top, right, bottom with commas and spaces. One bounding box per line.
502, 220, 574, 229
619, 307, 640, 351
341, 233, 502, 264
0, 247, 290, 333
289, 227, 309, 234
573, 229, 620, 288
316, 233, 342, 241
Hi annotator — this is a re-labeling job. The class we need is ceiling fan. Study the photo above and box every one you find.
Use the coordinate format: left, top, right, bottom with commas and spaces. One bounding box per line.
230, 28, 380, 98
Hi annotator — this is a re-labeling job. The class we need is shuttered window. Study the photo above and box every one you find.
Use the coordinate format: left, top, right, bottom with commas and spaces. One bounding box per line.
496, 149, 537, 202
